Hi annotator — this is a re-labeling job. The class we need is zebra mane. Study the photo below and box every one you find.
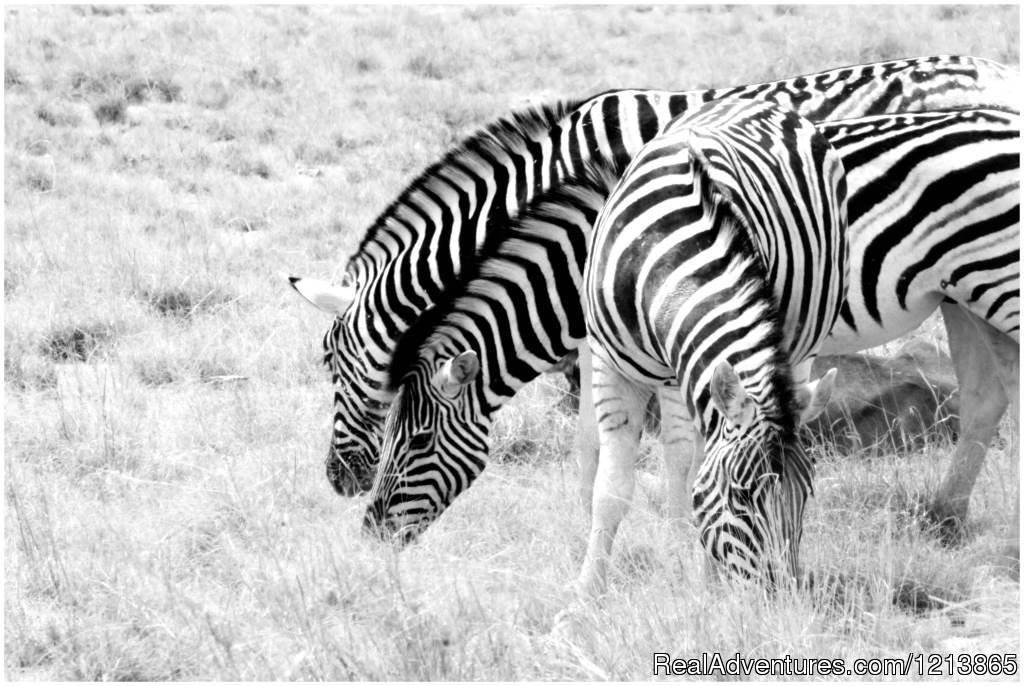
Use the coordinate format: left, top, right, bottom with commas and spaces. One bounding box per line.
346, 99, 585, 275
385, 159, 625, 392
692, 152, 802, 443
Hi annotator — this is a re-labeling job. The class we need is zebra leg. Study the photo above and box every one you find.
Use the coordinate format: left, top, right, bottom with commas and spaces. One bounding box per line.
929, 302, 1018, 544
575, 353, 652, 597
657, 387, 697, 520
576, 341, 600, 516
975, 314, 1019, 560
994, 336, 1019, 561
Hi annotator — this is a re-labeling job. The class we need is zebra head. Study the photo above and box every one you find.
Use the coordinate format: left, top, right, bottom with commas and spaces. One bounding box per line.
287, 275, 393, 497
692, 361, 835, 585
363, 348, 490, 544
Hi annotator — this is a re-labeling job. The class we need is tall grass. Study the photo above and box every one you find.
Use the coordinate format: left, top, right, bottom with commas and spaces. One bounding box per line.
5, 5, 1019, 680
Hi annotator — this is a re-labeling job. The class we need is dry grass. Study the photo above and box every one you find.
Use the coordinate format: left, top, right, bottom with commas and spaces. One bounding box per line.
4, 5, 1019, 680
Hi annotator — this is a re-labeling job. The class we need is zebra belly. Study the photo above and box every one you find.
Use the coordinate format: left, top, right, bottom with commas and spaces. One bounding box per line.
823, 224, 1021, 352
822, 294, 943, 353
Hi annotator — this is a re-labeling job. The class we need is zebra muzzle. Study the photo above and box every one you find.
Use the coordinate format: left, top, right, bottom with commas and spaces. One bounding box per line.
325, 449, 374, 496
361, 503, 426, 547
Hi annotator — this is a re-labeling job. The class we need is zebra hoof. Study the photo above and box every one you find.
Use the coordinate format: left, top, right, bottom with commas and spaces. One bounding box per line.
921, 498, 970, 546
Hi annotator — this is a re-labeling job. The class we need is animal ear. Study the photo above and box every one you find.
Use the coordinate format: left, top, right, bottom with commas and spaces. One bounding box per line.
435, 351, 480, 394
284, 274, 355, 317
710, 361, 755, 427
795, 367, 837, 424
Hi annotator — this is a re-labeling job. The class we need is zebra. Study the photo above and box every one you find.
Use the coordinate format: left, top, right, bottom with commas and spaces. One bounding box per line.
581, 99, 849, 589
772, 106, 1020, 545
362, 99, 847, 585
286, 56, 1016, 513
360, 106, 1018, 561
652, 105, 1021, 540
364, 99, 848, 589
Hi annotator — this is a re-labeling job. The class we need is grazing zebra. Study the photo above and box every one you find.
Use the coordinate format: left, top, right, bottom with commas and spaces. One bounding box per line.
654, 106, 1020, 538
363, 99, 848, 567
361, 106, 1018, 561
581, 100, 848, 589
287, 56, 1016, 503
784, 106, 1020, 543
362, 175, 622, 542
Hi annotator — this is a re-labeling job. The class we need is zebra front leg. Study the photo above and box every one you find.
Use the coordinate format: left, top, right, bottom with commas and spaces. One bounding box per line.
657, 386, 697, 520
575, 353, 651, 597
576, 341, 600, 517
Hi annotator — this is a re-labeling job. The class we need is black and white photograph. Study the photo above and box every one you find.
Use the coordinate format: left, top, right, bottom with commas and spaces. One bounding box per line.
5, 3, 1020, 680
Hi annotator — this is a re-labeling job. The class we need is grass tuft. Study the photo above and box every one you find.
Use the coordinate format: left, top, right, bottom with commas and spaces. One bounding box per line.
229, 154, 273, 179
17, 156, 56, 192
240, 66, 283, 92
138, 283, 237, 319
124, 75, 183, 103
5, 349, 58, 390
355, 56, 380, 73
35, 102, 89, 128
89, 5, 127, 17
294, 141, 341, 166
5, 65, 24, 88
936, 5, 970, 21
406, 55, 446, 80
93, 98, 126, 125
40, 321, 118, 362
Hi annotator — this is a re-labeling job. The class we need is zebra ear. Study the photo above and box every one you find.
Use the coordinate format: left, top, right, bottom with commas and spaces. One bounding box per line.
435, 351, 480, 395
710, 361, 755, 427
284, 274, 354, 317
795, 367, 837, 424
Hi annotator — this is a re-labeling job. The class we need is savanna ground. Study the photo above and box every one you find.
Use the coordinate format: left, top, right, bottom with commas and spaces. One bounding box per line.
4, 4, 1020, 680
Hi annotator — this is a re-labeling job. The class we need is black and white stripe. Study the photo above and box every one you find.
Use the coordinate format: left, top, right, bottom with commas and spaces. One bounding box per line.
360, 105, 1019, 566
287, 56, 1017, 500
582, 100, 846, 586
823, 108, 1019, 348
364, 101, 842, 566
363, 179, 614, 540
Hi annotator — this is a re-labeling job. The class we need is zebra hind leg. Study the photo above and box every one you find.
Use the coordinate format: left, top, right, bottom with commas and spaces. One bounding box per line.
929, 302, 1019, 548
574, 353, 652, 598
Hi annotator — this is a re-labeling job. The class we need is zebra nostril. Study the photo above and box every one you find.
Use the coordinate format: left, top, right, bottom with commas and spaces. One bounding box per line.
354, 462, 376, 492
399, 524, 420, 546
325, 453, 355, 496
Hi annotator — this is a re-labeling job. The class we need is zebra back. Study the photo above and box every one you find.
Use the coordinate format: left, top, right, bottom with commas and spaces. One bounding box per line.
586, 100, 848, 400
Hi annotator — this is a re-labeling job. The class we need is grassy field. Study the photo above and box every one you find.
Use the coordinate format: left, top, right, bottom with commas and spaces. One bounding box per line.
4, 5, 1020, 680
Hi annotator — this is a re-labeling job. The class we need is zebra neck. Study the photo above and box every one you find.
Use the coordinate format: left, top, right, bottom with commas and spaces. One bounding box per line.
425, 303, 566, 414
344, 102, 580, 337
387, 173, 615, 407
678, 286, 797, 437
659, 220, 798, 437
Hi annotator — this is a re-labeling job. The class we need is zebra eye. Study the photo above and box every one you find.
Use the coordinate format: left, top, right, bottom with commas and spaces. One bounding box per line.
409, 432, 432, 450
